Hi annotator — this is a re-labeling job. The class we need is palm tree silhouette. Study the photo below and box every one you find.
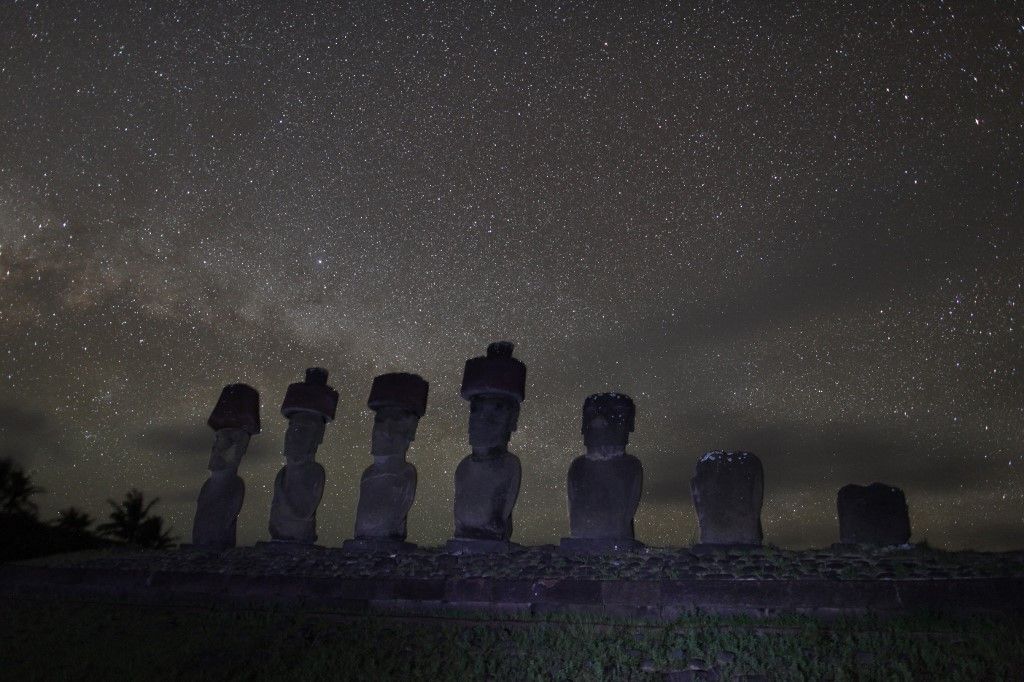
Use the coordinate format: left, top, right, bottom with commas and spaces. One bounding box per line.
0, 458, 45, 516
53, 506, 95, 532
97, 489, 177, 549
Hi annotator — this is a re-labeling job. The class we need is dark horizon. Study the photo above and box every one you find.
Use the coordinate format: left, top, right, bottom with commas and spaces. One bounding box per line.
1, 2, 1021, 550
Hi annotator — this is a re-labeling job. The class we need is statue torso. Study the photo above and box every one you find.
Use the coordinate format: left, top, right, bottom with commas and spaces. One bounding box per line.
269, 461, 325, 543
453, 450, 521, 540
192, 473, 244, 548
354, 460, 417, 540
567, 453, 642, 539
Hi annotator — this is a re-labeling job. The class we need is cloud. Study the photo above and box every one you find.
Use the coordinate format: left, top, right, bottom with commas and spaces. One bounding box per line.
134, 420, 278, 467
638, 409, 1010, 506
0, 402, 63, 468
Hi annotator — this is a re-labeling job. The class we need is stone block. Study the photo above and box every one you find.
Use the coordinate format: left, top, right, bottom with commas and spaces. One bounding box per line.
691, 451, 764, 545
837, 482, 911, 545
559, 537, 645, 553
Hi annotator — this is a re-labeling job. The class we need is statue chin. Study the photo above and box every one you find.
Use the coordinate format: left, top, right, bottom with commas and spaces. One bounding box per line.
585, 446, 626, 461
371, 435, 412, 460
468, 428, 511, 450
371, 451, 406, 462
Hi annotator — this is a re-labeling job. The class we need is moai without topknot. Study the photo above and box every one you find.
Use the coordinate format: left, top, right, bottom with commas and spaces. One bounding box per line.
836, 482, 911, 546
446, 341, 526, 554
690, 451, 764, 548
191, 383, 260, 550
561, 393, 643, 552
343, 372, 429, 553
267, 367, 338, 545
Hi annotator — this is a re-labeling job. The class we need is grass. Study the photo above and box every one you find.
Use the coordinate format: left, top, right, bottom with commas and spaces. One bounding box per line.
2, 600, 1023, 680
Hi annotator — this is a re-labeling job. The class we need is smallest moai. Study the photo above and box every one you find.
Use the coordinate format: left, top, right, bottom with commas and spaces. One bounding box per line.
343, 372, 429, 553
690, 451, 764, 547
836, 482, 911, 546
191, 383, 260, 550
268, 368, 338, 546
561, 393, 643, 552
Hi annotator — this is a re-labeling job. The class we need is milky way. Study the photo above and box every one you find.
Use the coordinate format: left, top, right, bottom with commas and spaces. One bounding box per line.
1, 3, 1021, 549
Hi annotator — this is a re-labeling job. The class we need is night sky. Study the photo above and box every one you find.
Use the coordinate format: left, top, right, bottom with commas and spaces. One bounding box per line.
2, 3, 1021, 550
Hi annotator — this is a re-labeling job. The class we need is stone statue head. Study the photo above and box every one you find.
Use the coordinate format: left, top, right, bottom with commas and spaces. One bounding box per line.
209, 427, 251, 472
370, 405, 420, 459
582, 393, 635, 459
283, 410, 326, 464
468, 394, 519, 454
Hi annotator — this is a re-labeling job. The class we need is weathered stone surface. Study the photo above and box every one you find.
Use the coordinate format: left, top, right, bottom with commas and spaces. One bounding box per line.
350, 373, 428, 545
353, 458, 417, 540
460, 340, 526, 402
531, 578, 602, 604
269, 369, 337, 544
559, 537, 643, 553
562, 393, 642, 550
207, 383, 261, 435
367, 371, 428, 416
451, 343, 525, 543
254, 539, 325, 553
453, 447, 521, 541
281, 367, 339, 421
444, 538, 518, 555
192, 384, 260, 550
269, 458, 325, 543
565, 391, 643, 548
8, 562, 1024, 617
837, 482, 911, 545
191, 464, 244, 549
341, 537, 417, 554
691, 451, 764, 545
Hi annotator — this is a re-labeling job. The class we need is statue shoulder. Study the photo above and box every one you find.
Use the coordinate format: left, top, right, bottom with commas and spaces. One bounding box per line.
298, 461, 326, 484
622, 453, 643, 470
455, 453, 474, 474
568, 454, 589, 473
229, 474, 245, 496
504, 450, 522, 471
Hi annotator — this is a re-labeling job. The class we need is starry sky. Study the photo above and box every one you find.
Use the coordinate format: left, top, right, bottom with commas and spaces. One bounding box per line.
1, 2, 1022, 550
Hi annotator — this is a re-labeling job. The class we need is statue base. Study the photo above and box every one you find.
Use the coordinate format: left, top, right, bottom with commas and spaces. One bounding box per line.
177, 543, 230, 552
341, 538, 417, 554
830, 541, 912, 551
255, 540, 324, 553
444, 538, 519, 555
559, 537, 644, 553
690, 542, 762, 555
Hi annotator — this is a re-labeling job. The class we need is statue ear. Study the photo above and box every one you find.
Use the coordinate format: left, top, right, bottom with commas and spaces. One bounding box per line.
509, 403, 521, 432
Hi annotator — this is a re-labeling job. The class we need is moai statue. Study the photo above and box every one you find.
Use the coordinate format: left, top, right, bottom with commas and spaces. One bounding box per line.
446, 341, 526, 554
343, 372, 429, 553
267, 367, 338, 545
560, 393, 643, 552
191, 383, 260, 550
690, 451, 764, 548
836, 482, 911, 546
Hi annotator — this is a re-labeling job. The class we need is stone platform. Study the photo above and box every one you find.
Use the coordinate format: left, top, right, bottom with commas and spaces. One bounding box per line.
559, 537, 644, 553
342, 538, 417, 554
4, 544, 1024, 618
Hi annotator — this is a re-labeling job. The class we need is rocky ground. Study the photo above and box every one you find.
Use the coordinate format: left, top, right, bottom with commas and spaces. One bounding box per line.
25, 542, 1024, 582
